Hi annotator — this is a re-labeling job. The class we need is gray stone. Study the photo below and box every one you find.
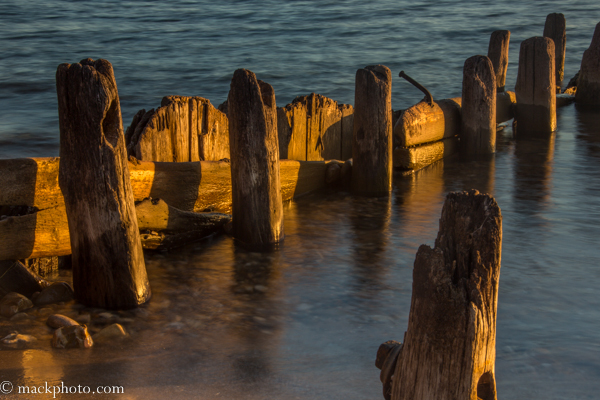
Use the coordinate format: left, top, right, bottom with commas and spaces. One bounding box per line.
34, 281, 74, 306
92, 323, 128, 344
1, 332, 37, 348
52, 325, 93, 349
47, 314, 79, 329
0, 292, 33, 318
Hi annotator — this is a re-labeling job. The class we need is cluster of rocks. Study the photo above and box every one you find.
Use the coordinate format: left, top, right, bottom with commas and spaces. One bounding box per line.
0, 260, 130, 350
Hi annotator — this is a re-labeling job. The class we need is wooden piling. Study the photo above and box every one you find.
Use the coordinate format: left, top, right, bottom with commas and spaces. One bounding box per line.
383, 190, 502, 400
461, 55, 497, 154
227, 69, 284, 249
543, 13, 567, 85
351, 65, 393, 196
487, 30, 510, 92
576, 22, 600, 107
56, 58, 151, 309
515, 37, 557, 134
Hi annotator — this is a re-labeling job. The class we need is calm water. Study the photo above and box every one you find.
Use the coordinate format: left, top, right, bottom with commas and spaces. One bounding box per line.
1, 1, 600, 399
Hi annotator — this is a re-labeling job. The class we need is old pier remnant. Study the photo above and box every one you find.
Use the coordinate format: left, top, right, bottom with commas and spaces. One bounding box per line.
352, 65, 393, 195
228, 69, 284, 249
543, 13, 567, 85
376, 190, 502, 400
576, 22, 600, 107
487, 30, 511, 92
515, 37, 557, 134
56, 58, 151, 309
461, 55, 497, 154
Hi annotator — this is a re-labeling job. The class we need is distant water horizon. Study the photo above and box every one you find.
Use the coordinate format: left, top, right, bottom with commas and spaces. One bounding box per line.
1, 0, 599, 158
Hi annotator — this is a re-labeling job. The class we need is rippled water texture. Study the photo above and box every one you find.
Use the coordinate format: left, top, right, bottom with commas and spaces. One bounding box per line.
1, 1, 600, 399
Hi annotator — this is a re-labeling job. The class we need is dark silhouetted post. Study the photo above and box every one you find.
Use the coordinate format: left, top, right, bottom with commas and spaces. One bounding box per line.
515, 37, 557, 134
377, 190, 502, 400
487, 30, 510, 92
543, 13, 567, 85
461, 55, 497, 154
56, 58, 151, 309
576, 22, 600, 107
228, 69, 284, 249
352, 65, 392, 196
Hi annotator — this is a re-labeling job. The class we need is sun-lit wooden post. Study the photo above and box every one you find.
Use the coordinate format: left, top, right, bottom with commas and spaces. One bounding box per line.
228, 69, 284, 249
488, 30, 510, 93
576, 22, 600, 107
543, 13, 566, 85
461, 55, 497, 154
351, 65, 393, 196
56, 58, 151, 309
515, 37, 556, 134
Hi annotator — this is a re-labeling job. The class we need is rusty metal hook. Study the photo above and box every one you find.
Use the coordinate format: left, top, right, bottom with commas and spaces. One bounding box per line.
399, 71, 434, 107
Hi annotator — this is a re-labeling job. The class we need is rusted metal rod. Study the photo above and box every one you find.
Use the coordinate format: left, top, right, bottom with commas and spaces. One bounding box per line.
398, 71, 434, 106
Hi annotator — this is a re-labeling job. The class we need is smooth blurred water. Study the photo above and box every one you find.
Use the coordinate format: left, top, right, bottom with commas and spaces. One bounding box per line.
1, 2, 600, 399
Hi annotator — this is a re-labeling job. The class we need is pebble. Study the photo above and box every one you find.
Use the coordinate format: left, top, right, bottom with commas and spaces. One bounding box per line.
76, 314, 91, 325
34, 282, 74, 306
0, 292, 34, 318
52, 325, 93, 349
92, 323, 128, 344
1, 332, 37, 348
47, 314, 79, 329
10, 312, 31, 322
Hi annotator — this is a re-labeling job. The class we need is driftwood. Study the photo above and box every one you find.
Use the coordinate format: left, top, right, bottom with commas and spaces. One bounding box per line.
278, 93, 354, 161
543, 13, 567, 84
377, 190, 502, 400
461, 55, 497, 154
228, 69, 284, 249
576, 22, 600, 107
515, 37, 557, 134
0, 157, 335, 260
488, 30, 511, 92
352, 65, 393, 195
56, 58, 150, 309
135, 198, 230, 250
0, 260, 44, 298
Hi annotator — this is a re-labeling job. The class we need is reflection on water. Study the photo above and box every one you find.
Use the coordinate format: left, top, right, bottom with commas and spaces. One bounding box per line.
1, 105, 600, 399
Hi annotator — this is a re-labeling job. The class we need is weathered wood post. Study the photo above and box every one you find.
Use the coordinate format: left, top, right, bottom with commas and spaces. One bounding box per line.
543, 13, 567, 85
576, 22, 600, 107
352, 65, 393, 196
228, 69, 284, 249
461, 55, 497, 154
515, 37, 557, 134
56, 58, 151, 309
377, 190, 502, 400
487, 30, 510, 92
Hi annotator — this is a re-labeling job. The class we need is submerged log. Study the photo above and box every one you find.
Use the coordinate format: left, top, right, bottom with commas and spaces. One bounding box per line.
576, 22, 600, 107
127, 96, 229, 162
543, 13, 567, 84
135, 198, 231, 250
228, 69, 284, 249
393, 137, 458, 171
56, 58, 150, 309
386, 190, 502, 400
0, 157, 333, 260
515, 37, 557, 134
488, 30, 511, 92
352, 65, 393, 196
461, 55, 497, 154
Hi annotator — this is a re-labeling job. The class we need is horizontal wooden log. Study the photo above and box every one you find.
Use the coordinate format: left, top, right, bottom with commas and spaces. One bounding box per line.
0, 158, 333, 259
393, 137, 459, 171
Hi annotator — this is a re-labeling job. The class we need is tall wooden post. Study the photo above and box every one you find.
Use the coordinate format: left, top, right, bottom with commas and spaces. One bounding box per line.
576, 22, 600, 107
352, 65, 392, 196
56, 58, 151, 309
385, 190, 502, 400
461, 55, 497, 154
487, 30, 510, 92
515, 37, 556, 134
228, 69, 284, 249
543, 13, 567, 85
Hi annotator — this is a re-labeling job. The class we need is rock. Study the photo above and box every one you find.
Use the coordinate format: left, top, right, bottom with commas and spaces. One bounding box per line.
52, 325, 93, 349
47, 314, 79, 329
0, 259, 45, 298
0, 292, 33, 318
92, 323, 128, 344
75, 313, 91, 325
1, 332, 37, 348
10, 312, 32, 322
34, 281, 74, 306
